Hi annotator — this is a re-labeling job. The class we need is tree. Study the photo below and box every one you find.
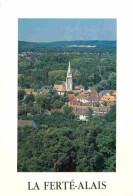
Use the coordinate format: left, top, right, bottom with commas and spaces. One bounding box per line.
67, 91, 74, 94
53, 100, 64, 109
88, 107, 93, 119
25, 94, 35, 104
104, 105, 116, 122
96, 122, 116, 171
48, 70, 67, 85
42, 67, 48, 85
63, 106, 75, 121
103, 101, 107, 106
18, 127, 77, 172
34, 94, 47, 113
18, 90, 26, 101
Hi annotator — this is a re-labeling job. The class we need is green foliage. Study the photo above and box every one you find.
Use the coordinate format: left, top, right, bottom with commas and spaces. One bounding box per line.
88, 107, 93, 119
74, 92, 79, 96
49, 70, 67, 85
53, 100, 64, 109
104, 105, 116, 122
32, 90, 68, 113
18, 114, 116, 172
18, 90, 26, 101
18, 127, 77, 172
25, 94, 35, 104
18, 41, 116, 90
34, 94, 47, 113
18, 40, 116, 53
63, 106, 75, 121
67, 91, 74, 94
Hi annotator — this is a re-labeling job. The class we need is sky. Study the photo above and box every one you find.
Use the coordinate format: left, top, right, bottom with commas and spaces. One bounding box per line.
18, 18, 116, 42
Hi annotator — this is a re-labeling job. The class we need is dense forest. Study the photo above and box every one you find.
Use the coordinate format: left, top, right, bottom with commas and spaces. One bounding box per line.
18, 103, 116, 172
18, 40, 116, 91
18, 40, 116, 172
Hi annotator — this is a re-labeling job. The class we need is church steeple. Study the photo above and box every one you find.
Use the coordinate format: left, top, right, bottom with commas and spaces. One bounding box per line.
67, 61, 72, 75
66, 61, 73, 91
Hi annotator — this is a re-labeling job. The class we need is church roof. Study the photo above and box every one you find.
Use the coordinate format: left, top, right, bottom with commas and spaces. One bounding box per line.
54, 83, 66, 92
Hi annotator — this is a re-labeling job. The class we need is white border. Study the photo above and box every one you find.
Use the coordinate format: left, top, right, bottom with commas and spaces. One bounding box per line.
0, 0, 133, 195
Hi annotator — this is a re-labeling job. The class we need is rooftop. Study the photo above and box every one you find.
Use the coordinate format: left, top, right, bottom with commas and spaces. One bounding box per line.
101, 95, 116, 102
18, 120, 36, 128
54, 83, 66, 92
71, 105, 89, 116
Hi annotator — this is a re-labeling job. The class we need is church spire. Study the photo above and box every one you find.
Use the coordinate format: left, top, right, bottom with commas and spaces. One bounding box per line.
66, 61, 73, 91
67, 61, 72, 75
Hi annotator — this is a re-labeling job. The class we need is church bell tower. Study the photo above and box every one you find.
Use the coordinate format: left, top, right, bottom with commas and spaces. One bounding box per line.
66, 61, 73, 91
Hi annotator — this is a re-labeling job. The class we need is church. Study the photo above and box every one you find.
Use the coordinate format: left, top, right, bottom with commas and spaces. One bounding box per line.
54, 61, 73, 95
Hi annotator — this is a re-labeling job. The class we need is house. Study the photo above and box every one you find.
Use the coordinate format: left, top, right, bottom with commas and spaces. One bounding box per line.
113, 91, 116, 97
82, 101, 93, 107
31, 92, 37, 95
72, 105, 89, 121
76, 93, 89, 103
91, 106, 110, 116
91, 90, 98, 96
88, 87, 96, 92
67, 94, 75, 100
54, 83, 67, 95
101, 95, 116, 102
24, 89, 34, 95
25, 92, 37, 95
37, 86, 51, 94
37, 87, 49, 94
18, 120, 37, 128
74, 85, 84, 90
69, 100, 80, 106
73, 90, 81, 94
99, 90, 116, 96
88, 95, 101, 102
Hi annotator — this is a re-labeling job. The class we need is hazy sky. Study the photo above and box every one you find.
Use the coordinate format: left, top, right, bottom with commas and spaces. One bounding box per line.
18, 18, 116, 42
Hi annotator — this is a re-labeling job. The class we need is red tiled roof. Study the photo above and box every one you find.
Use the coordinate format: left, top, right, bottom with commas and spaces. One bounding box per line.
101, 96, 116, 102
73, 90, 81, 93
92, 91, 98, 95
68, 94, 75, 99
57, 109, 63, 112
75, 85, 84, 90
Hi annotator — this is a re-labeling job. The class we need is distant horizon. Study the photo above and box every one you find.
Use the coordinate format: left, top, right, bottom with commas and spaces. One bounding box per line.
18, 19, 116, 42
18, 39, 116, 43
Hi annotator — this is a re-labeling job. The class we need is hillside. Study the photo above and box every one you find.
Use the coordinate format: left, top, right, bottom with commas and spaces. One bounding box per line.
18, 40, 116, 53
